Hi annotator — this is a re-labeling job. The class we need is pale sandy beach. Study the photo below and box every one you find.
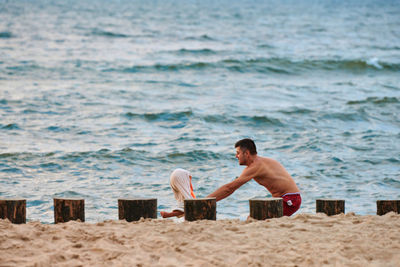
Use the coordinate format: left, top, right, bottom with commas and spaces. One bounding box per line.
1, 212, 399, 267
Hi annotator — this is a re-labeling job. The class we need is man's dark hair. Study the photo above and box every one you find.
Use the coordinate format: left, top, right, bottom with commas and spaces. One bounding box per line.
235, 138, 257, 155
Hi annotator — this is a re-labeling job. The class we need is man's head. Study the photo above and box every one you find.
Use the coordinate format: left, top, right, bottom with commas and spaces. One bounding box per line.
234, 138, 257, 165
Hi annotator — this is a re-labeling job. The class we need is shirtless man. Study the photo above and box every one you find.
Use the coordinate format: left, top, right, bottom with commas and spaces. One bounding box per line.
207, 138, 301, 216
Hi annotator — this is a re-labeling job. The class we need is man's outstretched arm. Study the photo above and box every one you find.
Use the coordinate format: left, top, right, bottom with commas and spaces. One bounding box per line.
207, 173, 253, 201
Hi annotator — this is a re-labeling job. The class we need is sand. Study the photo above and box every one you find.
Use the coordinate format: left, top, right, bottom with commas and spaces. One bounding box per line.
1, 212, 399, 267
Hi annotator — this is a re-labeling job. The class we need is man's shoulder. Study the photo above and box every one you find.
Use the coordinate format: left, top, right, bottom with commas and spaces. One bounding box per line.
247, 156, 269, 170
256, 156, 282, 169
257, 156, 275, 163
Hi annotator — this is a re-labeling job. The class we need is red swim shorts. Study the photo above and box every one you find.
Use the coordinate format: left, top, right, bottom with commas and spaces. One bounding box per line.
282, 193, 301, 216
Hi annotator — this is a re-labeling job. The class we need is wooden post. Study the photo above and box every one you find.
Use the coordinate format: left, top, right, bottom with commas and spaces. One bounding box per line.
184, 198, 216, 221
377, 200, 400, 215
316, 199, 345, 216
54, 198, 85, 223
118, 198, 157, 222
249, 197, 283, 220
0, 199, 26, 224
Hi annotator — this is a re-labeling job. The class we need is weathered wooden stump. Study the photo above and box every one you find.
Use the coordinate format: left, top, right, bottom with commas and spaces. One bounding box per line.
184, 198, 216, 221
0, 199, 26, 224
249, 197, 283, 220
316, 199, 345, 216
54, 198, 85, 223
118, 198, 157, 222
377, 200, 400, 215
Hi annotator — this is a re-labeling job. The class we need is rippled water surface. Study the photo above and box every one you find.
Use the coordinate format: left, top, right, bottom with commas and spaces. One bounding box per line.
1, 0, 399, 222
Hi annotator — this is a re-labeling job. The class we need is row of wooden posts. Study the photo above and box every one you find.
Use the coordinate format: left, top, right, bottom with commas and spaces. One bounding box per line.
0, 197, 399, 224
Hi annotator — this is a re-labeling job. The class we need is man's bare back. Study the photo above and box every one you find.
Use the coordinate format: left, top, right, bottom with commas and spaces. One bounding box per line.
246, 156, 300, 197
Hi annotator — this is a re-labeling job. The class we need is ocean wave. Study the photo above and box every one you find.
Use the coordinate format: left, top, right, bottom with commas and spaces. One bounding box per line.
166, 150, 225, 162
28, 148, 225, 165
173, 48, 217, 55
103, 57, 400, 75
5, 63, 40, 72
0, 150, 148, 164
28, 200, 47, 207
39, 162, 63, 170
0, 31, 13, 38
287, 58, 399, 72
202, 114, 235, 124
1, 123, 20, 130
184, 34, 216, 41
278, 108, 315, 115
370, 45, 400, 51
58, 148, 150, 162
222, 59, 292, 74
111, 62, 211, 73
347, 97, 399, 105
238, 115, 284, 126
90, 29, 129, 38
0, 152, 56, 160
124, 110, 193, 121
53, 190, 88, 198
386, 158, 400, 163
46, 126, 70, 132
319, 111, 369, 122
1, 167, 23, 174
5, 58, 397, 77
382, 178, 400, 188
123, 111, 283, 127
257, 44, 275, 49
0, 99, 24, 105
347, 145, 374, 152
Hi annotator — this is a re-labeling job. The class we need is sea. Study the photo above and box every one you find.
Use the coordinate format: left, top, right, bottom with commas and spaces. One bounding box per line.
0, 0, 399, 223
